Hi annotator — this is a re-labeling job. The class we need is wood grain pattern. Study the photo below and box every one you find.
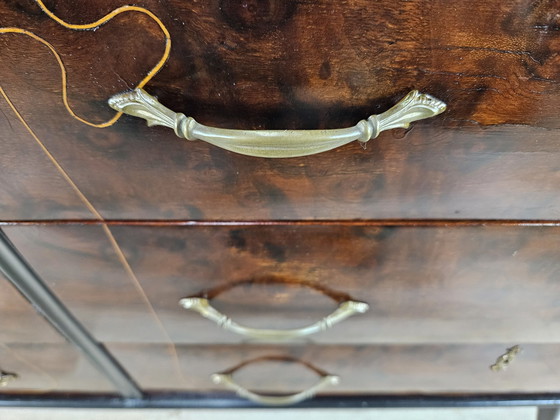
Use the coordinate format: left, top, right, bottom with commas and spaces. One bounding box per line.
2, 0, 558, 126
2, 115, 560, 221
0, 271, 63, 344
107, 342, 560, 393
0, 342, 115, 393
0, 1, 559, 221
5, 224, 560, 345
2, 225, 173, 343
0, 98, 93, 220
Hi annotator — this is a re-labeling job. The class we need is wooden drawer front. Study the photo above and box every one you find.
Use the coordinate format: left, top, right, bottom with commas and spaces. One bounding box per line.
107, 343, 560, 394
0, 272, 63, 344
5, 224, 560, 345
1, 1, 559, 221
1, 225, 174, 344
0, 342, 114, 393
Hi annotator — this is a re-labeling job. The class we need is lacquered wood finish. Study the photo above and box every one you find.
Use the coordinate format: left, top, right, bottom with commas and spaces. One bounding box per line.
5, 224, 560, 344
0, 99, 94, 221
2, 0, 558, 126
0, 342, 115, 394
2, 225, 171, 343
0, 272, 63, 344
2, 0, 560, 406
1, 1, 559, 220
107, 342, 560, 394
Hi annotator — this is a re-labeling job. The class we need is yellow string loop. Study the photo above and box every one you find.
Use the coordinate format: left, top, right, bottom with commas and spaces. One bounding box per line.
0, 0, 171, 128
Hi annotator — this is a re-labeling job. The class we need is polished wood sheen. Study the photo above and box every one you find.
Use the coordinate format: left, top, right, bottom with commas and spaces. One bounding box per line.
2, 0, 560, 406
106, 342, 560, 393
0, 271, 63, 344
2, 226, 171, 344
0, 342, 115, 393
0, 1, 559, 220
5, 224, 560, 344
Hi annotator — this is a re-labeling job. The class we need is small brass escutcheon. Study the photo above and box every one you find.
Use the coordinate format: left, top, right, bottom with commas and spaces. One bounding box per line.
0, 369, 18, 387
490, 345, 522, 372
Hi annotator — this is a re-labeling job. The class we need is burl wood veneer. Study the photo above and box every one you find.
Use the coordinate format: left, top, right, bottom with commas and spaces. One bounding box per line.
0, 0, 558, 220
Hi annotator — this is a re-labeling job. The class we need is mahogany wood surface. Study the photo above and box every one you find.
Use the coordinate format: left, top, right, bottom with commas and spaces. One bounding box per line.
0, 1, 559, 221
0, 271, 64, 344
0, 342, 115, 393
2, 225, 171, 344
5, 224, 560, 345
107, 342, 560, 393
2, 0, 560, 403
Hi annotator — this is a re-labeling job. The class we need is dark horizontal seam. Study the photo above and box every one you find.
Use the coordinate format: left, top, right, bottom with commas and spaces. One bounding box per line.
2, 219, 560, 227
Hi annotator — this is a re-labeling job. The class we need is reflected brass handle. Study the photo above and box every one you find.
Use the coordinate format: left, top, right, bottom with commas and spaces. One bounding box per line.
0, 370, 18, 387
179, 297, 369, 341
212, 356, 339, 406
108, 89, 446, 158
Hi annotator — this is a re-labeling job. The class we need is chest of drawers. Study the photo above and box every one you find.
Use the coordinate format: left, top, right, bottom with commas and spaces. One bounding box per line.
1, 0, 559, 409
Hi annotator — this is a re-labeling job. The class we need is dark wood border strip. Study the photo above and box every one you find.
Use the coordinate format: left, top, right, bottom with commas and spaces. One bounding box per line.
1, 219, 560, 227
0, 391, 559, 409
0, 230, 143, 399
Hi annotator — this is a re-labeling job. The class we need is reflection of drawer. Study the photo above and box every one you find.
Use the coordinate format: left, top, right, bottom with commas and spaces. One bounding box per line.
0, 342, 114, 393
5, 224, 560, 344
106, 343, 560, 395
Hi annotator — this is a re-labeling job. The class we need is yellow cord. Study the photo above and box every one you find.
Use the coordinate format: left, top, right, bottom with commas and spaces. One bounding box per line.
0, 0, 171, 128
1, 4, 187, 387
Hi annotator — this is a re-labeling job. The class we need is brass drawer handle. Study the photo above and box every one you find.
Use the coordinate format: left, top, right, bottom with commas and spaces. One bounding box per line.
0, 369, 18, 387
179, 276, 369, 341
181, 297, 368, 341
212, 356, 339, 406
109, 89, 446, 158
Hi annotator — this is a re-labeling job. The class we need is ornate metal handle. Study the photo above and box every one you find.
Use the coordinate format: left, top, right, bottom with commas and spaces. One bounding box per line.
0, 370, 18, 387
212, 356, 339, 406
180, 297, 369, 341
179, 276, 369, 341
108, 89, 446, 158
